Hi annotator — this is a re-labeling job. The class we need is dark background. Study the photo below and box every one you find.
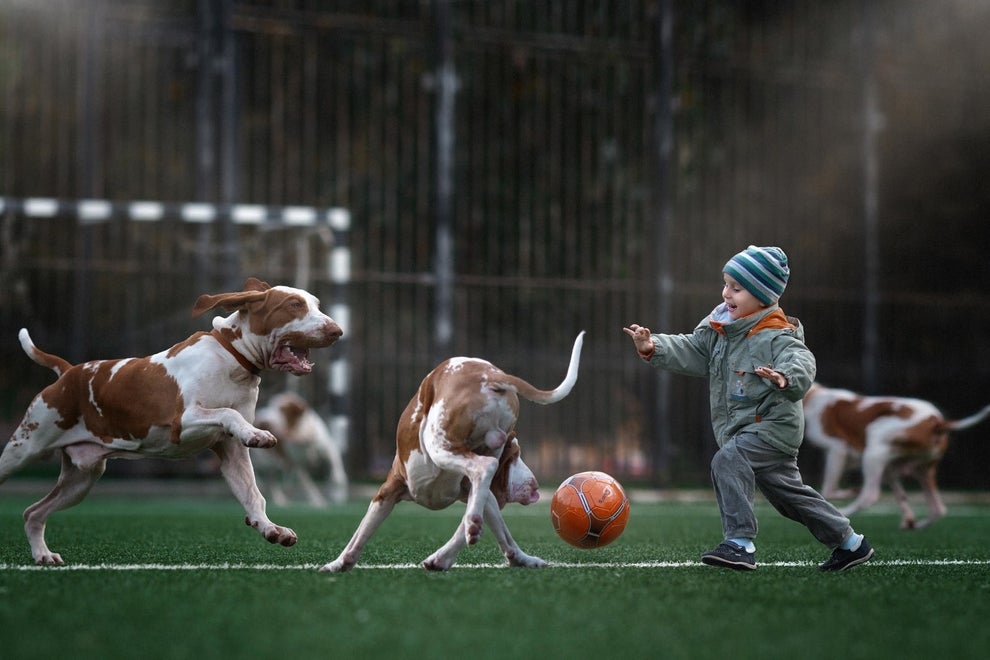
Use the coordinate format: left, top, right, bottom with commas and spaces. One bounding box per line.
1, 0, 988, 491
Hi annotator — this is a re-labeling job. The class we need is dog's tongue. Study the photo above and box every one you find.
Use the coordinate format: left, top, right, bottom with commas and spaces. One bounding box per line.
511, 487, 540, 506
272, 345, 313, 374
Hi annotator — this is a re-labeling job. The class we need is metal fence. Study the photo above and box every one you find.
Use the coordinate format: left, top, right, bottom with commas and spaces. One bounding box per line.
2, 0, 988, 489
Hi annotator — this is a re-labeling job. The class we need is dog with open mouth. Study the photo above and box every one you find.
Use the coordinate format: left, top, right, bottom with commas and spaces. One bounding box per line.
0, 277, 342, 565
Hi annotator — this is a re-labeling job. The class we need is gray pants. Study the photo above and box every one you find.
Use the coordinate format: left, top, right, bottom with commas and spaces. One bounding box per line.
711, 432, 852, 549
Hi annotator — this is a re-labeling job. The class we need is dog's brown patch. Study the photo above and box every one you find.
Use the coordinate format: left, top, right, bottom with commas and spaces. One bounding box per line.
396, 370, 436, 467
891, 415, 949, 456
819, 399, 903, 453
42, 358, 183, 444
278, 395, 308, 431
246, 290, 311, 337
166, 331, 209, 358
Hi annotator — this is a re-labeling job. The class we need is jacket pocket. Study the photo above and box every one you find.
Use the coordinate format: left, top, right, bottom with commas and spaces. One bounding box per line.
728, 359, 774, 407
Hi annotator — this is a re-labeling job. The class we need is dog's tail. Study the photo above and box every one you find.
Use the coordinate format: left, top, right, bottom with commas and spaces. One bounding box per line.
499, 331, 585, 405
18, 328, 72, 377
945, 404, 990, 432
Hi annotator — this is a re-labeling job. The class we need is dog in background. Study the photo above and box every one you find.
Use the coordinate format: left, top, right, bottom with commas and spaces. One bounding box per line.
253, 391, 348, 506
803, 383, 990, 528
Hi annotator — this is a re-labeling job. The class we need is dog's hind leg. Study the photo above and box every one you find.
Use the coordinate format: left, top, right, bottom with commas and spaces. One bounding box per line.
0, 437, 45, 486
421, 519, 468, 571
0, 400, 68, 486
320, 499, 397, 572
915, 464, 946, 529
23, 445, 107, 565
320, 476, 407, 572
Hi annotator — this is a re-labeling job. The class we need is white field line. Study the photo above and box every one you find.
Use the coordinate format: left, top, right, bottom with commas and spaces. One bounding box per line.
1, 559, 988, 572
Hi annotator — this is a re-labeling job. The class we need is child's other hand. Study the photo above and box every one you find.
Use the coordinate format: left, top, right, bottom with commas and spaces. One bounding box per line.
755, 366, 787, 389
623, 324, 654, 356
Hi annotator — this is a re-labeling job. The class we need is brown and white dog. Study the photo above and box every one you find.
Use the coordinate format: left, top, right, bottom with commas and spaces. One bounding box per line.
0, 277, 342, 564
803, 383, 990, 528
321, 332, 584, 573
253, 391, 348, 507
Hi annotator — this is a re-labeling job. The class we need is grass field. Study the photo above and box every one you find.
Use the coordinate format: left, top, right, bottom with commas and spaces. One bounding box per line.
1, 487, 989, 660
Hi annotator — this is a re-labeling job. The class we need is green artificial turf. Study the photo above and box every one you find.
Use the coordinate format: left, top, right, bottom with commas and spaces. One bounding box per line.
1, 492, 989, 659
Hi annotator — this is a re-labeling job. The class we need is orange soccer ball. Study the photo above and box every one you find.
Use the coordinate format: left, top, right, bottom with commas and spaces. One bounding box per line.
550, 471, 630, 549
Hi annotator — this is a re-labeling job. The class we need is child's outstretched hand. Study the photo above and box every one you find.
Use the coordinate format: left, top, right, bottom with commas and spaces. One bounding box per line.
755, 366, 788, 389
623, 324, 654, 357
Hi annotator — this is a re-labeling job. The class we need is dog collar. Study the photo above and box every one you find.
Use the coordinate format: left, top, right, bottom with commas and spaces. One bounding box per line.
210, 329, 261, 375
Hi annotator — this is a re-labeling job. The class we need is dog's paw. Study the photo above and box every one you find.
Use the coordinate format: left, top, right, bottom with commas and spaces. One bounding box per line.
421, 554, 456, 572
464, 514, 483, 545
246, 517, 298, 546
33, 550, 65, 566
268, 525, 298, 546
506, 550, 547, 569
242, 428, 278, 449
319, 556, 355, 573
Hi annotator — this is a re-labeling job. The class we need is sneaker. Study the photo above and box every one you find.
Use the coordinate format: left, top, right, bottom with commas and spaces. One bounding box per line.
819, 537, 874, 572
701, 541, 756, 571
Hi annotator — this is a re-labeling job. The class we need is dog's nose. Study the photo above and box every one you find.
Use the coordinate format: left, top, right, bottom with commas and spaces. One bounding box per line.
514, 477, 540, 505
324, 321, 343, 341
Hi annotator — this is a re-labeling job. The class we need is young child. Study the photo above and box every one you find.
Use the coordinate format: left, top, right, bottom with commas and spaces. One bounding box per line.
623, 245, 873, 571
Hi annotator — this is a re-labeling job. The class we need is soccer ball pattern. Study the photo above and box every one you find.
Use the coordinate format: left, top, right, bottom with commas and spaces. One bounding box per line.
550, 471, 630, 549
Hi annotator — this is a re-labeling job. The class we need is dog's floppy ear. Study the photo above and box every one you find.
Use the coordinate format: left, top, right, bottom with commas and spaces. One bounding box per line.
243, 277, 272, 292
191, 277, 274, 317
192, 289, 269, 318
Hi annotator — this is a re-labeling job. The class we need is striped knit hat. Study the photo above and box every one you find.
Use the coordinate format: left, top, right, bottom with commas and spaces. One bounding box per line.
723, 245, 790, 305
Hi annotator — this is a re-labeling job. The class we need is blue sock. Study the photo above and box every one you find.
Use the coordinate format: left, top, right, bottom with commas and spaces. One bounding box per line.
729, 537, 756, 553
840, 532, 863, 551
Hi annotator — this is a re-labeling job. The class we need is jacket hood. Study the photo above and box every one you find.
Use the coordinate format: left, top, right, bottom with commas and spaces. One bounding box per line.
708, 304, 797, 338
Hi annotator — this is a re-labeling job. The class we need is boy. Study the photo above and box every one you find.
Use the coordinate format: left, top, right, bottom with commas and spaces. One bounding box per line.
623, 245, 873, 571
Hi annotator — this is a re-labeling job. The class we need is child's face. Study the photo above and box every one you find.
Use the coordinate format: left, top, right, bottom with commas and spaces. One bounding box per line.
722, 273, 765, 319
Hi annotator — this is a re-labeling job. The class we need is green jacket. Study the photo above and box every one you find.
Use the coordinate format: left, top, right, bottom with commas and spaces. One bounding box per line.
646, 303, 816, 456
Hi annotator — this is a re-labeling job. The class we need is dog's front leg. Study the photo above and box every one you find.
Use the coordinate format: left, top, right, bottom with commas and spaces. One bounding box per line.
423, 451, 496, 546
821, 445, 856, 500
482, 494, 546, 568
421, 414, 499, 546
839, 445, 886, 518
887, 473, 917, 529
459, 456, 500, 545
212, 440, 297, 546
182, 406, 277, 448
